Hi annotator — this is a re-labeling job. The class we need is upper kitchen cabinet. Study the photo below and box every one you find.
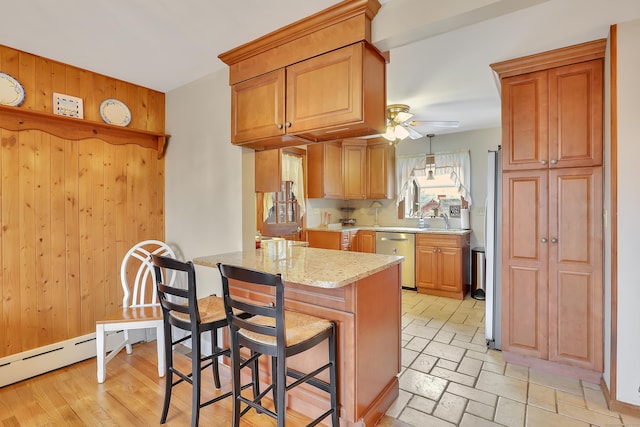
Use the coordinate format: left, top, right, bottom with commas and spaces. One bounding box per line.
219, 0, 386, 150
307, 141, 343, 199
366, 140, 395, 199
492, 40, 604, 171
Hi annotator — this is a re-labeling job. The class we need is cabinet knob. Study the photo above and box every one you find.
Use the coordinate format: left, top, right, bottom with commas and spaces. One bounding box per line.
285, 122, 292, 128
550, 159, 558, 165
540, 237, 548, 243
540, 160, 547, 165
433, 249, 437, 253
277, 123, 283, 129
551, 237, 558, 243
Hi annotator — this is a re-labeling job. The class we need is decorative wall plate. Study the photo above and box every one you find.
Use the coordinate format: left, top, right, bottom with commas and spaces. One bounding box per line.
0, 72, 25, 106
99, 98, 131, 126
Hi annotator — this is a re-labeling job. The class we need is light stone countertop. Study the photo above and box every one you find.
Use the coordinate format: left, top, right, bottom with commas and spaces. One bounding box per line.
193, 244, 403, 289
307, 225, 472, 235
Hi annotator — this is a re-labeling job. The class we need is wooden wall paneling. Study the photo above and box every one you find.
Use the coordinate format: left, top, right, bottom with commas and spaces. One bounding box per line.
78, 139, 94, 334
64, 138, 81, 339
0, 44, 166, 358
50, 135, 67, 342
20, 130, 38, 350
35, 132, 53, 345
34, 57, 53, 112
91, 139, 107, 327
2, 128, 22, 355
102, 142, 118, 316
18, 52, 35, 110
0, 130, 3, 353
1, 46, 19, 87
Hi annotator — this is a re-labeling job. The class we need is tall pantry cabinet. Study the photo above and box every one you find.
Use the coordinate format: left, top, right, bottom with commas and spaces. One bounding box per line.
491, 39, 605, 378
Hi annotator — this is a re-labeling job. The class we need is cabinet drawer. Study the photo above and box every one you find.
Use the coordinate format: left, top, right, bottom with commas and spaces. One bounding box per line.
416, 234, 463, 248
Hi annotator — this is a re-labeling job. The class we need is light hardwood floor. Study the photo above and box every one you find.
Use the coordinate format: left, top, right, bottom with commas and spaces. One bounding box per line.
0, 341, 407, 426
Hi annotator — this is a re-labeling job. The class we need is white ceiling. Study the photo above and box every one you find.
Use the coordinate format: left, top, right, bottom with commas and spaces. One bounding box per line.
2, 0, 640, 138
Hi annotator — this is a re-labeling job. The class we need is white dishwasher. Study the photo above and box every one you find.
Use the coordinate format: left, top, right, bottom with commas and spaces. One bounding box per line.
375, 232, 415, 289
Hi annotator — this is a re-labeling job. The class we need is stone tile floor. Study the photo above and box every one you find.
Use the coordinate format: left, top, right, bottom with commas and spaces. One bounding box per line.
384, 290, 640, 427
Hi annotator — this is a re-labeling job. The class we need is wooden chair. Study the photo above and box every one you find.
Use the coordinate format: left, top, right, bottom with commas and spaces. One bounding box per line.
151, 255, 260, 427
217, 263, 339, 427
96, 240, 175, 383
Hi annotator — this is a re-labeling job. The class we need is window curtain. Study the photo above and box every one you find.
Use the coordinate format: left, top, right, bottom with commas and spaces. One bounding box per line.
263, 153, 306, 221
281, 153, 305, 217
434, 150, 472, 205
395, 150, 472, 206
395, 154, 426, 206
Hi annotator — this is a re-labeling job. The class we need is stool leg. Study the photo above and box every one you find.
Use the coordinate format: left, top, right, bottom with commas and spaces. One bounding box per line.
160, 322, 173, 424
230, 332, 242, 427
191, 332, 201, 427
329, 324, 339, 426
276, 354, 286, 427
210, 328, 221, 389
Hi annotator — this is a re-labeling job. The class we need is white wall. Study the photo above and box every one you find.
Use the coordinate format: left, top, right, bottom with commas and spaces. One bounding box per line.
614, 18, 640, 406
165, 69, 245, 296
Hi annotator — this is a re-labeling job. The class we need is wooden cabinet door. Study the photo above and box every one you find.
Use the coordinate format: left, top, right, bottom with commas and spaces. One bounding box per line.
502, 170, 549, 360
548, 60, 603, 168
286, 44, 363, 134
548, 167, 603, 371
255, 149, 281, 193
343, 141, 366, 199
231, 69, 285, 144
307, 230, 341, 250
367, 142, 394, 199
501, 70, 549, 171
416, 245, 438, 290
307, 142, 343, 199
357, 231, 376, 253
437, 247, 462, 294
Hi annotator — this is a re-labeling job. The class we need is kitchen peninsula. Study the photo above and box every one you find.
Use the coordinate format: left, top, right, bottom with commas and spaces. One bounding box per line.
194, 241, 402, 427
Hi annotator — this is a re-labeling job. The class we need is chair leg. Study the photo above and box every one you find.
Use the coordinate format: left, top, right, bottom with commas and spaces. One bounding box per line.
276, 355, 287, 427
96, 325, 106, 383
230, 333, 242, 427
210, 329, 221, 389
329, 324, 339, 427
160, 323, 173, 424
191, 331, 201, 427
251, 350, 261, 407
156, 323, 166, 378
271, 356, 278, 412
123, 330, 133, 354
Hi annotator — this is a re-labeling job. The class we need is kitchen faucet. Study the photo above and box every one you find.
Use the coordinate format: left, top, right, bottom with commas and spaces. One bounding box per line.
440, 213, 450, 230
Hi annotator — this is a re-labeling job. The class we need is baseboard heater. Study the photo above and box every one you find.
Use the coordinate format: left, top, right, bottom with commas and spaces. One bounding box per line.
0, 330, 147, 387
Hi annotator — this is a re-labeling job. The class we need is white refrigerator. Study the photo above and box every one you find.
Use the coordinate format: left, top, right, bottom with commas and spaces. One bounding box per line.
485, 149, 502, 350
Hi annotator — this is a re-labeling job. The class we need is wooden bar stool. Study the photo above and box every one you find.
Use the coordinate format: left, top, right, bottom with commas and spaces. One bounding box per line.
151, 255, 260, 427
217, 263, 339, 427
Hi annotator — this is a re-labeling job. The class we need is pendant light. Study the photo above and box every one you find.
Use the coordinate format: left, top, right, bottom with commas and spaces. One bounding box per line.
426, 134, 436, 180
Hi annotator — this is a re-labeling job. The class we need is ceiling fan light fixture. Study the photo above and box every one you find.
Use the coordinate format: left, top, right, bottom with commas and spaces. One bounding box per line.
394, 124, 410, 140
383, 126, 396, 141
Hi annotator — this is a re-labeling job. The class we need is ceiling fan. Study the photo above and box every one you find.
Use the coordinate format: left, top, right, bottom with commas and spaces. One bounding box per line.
383, 104, 460, 142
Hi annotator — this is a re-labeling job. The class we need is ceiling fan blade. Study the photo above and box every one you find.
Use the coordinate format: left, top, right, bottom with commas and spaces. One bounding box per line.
411, 120, 460, 128
395, 111, 414, 124
406, 126, 424, 139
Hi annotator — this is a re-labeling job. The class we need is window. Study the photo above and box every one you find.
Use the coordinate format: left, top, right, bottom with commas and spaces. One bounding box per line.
396, 150, 472, 219
406, 170, 462, 218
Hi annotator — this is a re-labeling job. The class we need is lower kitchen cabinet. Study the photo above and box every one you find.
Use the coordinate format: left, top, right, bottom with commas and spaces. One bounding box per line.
357, 230, 376, 253
307, 229, 376, 252
307, 229, 357, 251
416, 233, 470, 300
